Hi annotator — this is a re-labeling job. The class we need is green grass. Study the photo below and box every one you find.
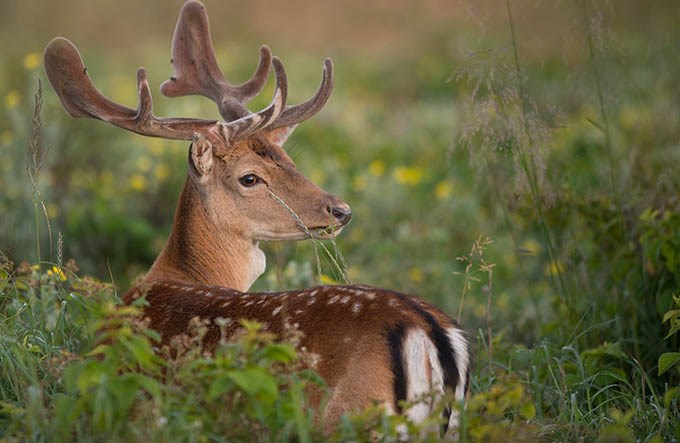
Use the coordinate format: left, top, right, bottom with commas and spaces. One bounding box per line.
2, 1, 680, 441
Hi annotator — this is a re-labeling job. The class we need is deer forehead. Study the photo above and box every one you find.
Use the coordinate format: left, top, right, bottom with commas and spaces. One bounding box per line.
217, 136, 295, 170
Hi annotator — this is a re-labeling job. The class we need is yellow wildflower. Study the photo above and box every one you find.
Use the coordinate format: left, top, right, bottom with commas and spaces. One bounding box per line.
129, 174, 147, 191
435, 180, 453, 200
368, 160, 385, 177
47, 204, 59, 218
320, 274, 338, 285
47, 266, 68, 281
154, 164, 170, 181
5, 91, 21, 109
393, 166, 423, 186
23, 52, 41, 70
519, 239, 541, 256
408, 267, 424, 283
545, 260, 565, 276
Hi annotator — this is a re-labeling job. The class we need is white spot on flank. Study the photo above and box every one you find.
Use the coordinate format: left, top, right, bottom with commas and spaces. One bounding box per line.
221, 301, 230, 308
352, 302, 362, 314
294, 309, 304, 316
309, 289, 319, 297
340, 295, 350, 305
205, 291, 213, 297
272, 306, 282, 316
307, 296, 316, 306
363, 292, 375, 300
245, 301, 254, 307
388, 298, 398, 308
328, 295, 340, 305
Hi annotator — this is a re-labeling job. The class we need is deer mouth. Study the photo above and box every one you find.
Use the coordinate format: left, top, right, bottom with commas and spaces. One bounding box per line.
308, 224, 345, 239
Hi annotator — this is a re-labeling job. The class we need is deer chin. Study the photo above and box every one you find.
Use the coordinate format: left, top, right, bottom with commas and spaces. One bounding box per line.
254, 225, 344, 242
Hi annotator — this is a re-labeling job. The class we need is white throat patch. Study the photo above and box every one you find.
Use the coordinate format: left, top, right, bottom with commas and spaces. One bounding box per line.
245, 242, 266, 290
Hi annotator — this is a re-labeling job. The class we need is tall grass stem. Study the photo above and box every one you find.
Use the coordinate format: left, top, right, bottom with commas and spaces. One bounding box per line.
505, 0, 572, 319
26, 80, 52, 272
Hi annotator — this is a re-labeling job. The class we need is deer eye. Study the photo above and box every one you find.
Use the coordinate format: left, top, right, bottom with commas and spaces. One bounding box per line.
238, 174, 260, 188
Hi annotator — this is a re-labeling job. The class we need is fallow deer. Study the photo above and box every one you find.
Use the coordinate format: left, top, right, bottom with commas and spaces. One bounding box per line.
44, 0, 469, 436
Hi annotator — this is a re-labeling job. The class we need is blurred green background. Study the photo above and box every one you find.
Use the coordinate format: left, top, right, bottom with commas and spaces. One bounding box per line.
1, 1, 680, 438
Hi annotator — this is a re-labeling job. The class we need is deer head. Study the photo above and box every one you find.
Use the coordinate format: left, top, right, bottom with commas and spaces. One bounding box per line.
44, 0, 351, 291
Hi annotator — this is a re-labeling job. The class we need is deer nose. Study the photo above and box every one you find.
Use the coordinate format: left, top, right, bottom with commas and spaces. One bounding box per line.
328, 202, 352, 226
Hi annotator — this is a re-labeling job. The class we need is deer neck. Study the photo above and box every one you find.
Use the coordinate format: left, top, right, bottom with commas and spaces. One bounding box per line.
144, 179, 265, 291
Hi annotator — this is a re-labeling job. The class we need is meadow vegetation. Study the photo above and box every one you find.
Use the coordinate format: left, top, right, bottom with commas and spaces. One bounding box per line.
1, 1, 679, 441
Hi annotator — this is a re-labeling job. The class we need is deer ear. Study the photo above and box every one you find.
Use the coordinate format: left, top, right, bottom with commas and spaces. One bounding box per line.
265, 125, 298, 147
189, 134, 214, 182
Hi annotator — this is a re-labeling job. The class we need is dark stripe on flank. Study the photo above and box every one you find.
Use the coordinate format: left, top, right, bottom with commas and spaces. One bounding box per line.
387, 323, 407, 413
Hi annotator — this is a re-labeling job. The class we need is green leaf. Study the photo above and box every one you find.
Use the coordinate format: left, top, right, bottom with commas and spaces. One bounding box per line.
663, 386, 680, 408
0, 269, 8, 292
666, 322, 680, 339
520, 402, 536, 420
658, 352, 680, 375
662, 309, 680, 324
122, 335, 159, 371
260, 343, 297, 364
54, 394, 79, 437
205, 377, 226, 401
0, 400, 25, 416
124, 373, 162, 401
581, 342, 626, 362
226, 368, 279, 404
109, 376, 142, 420
86, 343, 110, 357
73, 359, 108, 393
585, 117, 603, 131
592, 368, 627, 387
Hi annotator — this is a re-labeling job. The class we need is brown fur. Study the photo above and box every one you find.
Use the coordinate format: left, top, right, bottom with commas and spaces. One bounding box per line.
124, 282, 461, 427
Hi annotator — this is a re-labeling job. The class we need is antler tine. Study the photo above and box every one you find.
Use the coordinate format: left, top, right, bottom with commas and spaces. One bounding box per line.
160, 0, 272, 121
44, 37, 224, 142
225, 56, 288, 142
270, 58, 334, 130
